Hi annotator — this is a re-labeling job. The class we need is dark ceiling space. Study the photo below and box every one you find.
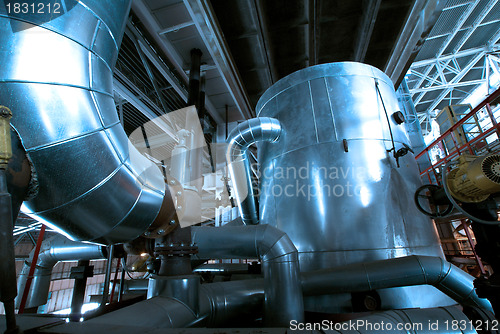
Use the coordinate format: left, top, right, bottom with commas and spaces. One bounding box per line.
210, 0, 416, 108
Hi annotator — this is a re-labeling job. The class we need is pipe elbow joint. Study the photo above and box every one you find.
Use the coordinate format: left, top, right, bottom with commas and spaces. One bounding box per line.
226, 118, 283, 226
257, 225, 298, 263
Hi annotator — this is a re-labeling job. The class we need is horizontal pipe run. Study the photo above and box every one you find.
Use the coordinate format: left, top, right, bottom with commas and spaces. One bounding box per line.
191, 225, 304, 326
301, 255, 493, 313
15, 234, 106, 309
84, 279, 264, 328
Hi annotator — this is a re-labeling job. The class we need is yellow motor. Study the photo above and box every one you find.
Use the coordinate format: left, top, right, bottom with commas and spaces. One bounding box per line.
446, 154, 500, 203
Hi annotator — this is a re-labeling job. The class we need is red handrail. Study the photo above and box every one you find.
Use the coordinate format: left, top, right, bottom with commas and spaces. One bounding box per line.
415, 86, 500, 160
18, 224, 46, 314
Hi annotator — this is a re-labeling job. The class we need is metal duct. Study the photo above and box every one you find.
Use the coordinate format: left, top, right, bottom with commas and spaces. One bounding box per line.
301, 255, 493, 313
0, 0, 166, 243
191, 225, 304, 326
226, 117, 282, 225
307, 306, 476, 334
83, 279, 264, 328
15, 234, 106, 309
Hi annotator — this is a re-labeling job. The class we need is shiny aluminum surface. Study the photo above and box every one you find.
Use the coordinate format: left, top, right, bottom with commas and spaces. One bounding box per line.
255, 62, 453, 312
0, 0, 165, 243
226, 117, 282, 225
191, 225, 304, 326
15, 234, 106, 309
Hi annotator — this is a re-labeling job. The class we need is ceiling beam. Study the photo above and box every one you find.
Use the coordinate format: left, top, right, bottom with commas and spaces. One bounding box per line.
384, 0, 446, 87
411, 1, 487, 91
307, 0, 319, 66
421, 51, 485, 113
411, 44, 500, 68
353, 0, 381, 62
125, 14, 223, 124
113, 77, 178, 141
250, 0, 277, 82
132, 0, 188, 83
183, 0, 255, 120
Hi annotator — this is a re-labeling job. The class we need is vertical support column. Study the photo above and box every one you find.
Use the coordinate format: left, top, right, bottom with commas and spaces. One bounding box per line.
0, 106, 19, 333
117, 258, 126, 303
100, 245, 114, 307
187, 48, 203, 111
69, 260, 93, 322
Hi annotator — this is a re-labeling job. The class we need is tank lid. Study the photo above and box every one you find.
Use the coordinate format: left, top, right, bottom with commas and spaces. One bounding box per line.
256, 62, 392, 116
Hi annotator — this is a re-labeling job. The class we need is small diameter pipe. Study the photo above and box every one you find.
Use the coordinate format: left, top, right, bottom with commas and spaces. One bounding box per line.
101, 245, 114, 307
226, 117, 282, 225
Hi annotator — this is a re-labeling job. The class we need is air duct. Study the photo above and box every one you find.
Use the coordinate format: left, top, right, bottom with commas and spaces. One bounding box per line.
191, 225, 304, 326
0, 0, 167, 243
226, 117, 282, 225
301, 255, 493, 313
15, 234, 106, 309
83, 279, 264, 328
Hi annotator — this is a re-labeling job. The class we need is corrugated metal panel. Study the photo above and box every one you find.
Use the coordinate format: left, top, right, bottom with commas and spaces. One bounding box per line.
446, 0, 475, 7
463, 0, 490, 27
483, 0, 500, 21
429, 4, 470, 38
443, 29, 469, 54
415, 36, 448, 61
461, 22, 500, 49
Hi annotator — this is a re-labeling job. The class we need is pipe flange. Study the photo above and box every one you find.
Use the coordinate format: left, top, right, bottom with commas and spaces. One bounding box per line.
144, 175, 186, 238
155, 244, 198, 257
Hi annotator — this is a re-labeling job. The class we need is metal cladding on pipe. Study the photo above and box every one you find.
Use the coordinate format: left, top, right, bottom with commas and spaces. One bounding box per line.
191, 225, 304, 326
0, 0, 166, 243
317, 307, 476, 334
301, 255, 493, 313
83, 279, 264, 328
226, 117, 282, 225
15, 234, 106, 309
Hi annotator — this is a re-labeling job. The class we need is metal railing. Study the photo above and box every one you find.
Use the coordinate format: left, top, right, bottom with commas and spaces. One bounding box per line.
415, 86, 500, 184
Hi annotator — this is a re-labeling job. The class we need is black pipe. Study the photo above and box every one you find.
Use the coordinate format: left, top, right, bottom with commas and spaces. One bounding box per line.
198, 72, 206, 131
187, 48, 203, 111
70, 260, 92, 322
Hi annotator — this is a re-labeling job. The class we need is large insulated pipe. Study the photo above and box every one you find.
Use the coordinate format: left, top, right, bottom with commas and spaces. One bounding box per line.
293, 306, 476, 334
84, 279, 264, 328
191, 225, 304, 326
301, 255, 493, 313
226, 118, 282, 225
0, 0, 166, 244
15, 234, 106, 309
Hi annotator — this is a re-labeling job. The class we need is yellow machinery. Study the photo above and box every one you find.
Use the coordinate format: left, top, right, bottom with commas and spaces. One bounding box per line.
446, 154, 500, 203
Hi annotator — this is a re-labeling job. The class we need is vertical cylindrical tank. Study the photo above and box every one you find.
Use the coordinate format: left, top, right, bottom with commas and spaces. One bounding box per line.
255, 62, 453, 312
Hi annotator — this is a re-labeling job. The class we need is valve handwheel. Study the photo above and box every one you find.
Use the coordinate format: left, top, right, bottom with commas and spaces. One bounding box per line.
414, 184, 453, 218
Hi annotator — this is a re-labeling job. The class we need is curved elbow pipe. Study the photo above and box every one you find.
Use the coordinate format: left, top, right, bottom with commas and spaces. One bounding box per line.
191, 225, 304, 326
0, 0, 166, 243
15, 234, 106, 309
226, 118, 282, 225
84, 279, 264, 328
301, 255, 493, 313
